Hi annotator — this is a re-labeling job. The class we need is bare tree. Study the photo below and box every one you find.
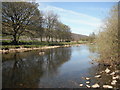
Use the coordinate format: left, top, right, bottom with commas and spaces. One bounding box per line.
2, 2, 39, 44
31, 11, 45, 42
44, 11, 59, 42
96, 5, 119, 66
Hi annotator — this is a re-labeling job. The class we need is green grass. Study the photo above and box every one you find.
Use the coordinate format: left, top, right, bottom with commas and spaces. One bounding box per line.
1, 40, 88, 50
0, 45, 45, 50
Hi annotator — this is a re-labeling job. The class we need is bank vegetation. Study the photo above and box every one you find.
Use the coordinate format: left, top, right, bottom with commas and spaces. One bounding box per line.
2, 2, 72, 45
96, 4, 120, 68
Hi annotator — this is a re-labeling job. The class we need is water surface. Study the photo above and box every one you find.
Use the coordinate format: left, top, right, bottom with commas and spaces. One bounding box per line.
3, 45, 115, 88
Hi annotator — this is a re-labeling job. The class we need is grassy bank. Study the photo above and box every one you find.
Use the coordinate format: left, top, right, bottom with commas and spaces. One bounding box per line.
1, 40, 88, 50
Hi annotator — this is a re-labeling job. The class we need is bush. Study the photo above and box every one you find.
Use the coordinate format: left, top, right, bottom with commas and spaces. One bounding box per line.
96, 5, 119, 66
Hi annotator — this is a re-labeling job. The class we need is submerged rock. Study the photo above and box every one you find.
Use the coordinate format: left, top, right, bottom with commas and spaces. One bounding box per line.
103, 85, 113, 88
105, 68, 110, 73
95, 75, 101, 78
86, 85, 91, 88
92, 83, 100, 88
39, 52, 45, 55
79, 84, 83, 87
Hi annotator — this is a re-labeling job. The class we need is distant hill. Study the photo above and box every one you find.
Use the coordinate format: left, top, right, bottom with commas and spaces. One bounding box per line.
71, 33, 88, 41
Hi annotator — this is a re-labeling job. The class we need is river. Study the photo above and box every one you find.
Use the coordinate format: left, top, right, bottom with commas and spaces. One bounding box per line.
2, 44, 118, 88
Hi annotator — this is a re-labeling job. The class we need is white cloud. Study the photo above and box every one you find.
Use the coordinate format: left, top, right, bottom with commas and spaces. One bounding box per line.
39, 3, 102, 35
36, 0, 119, 2
40, 4, 101, 21
61, 17, 101, 27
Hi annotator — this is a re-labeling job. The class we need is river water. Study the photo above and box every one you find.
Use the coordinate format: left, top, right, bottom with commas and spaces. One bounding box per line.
2, 45, 119, 88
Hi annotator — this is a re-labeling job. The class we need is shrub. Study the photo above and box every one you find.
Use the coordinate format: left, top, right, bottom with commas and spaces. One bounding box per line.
96, 5, 119, 66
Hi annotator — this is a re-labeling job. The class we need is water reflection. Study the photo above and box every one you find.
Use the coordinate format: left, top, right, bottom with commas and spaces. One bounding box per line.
2, 47, 71, 88
3, 45, 118, 88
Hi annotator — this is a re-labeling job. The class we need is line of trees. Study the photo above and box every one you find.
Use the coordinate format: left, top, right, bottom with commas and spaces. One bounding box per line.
88, 32, 96, 43
96, 4, 120, 66
2, 2, 72, 44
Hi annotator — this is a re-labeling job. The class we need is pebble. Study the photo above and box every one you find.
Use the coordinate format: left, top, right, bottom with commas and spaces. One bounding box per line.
112, 75, 120, 79
79, 84, 83, 87
95, 75, 101, 78
92, 83, 100, 88
105, 68, 110, 73
112, 80, 117, 83
39, 52, 45, 55
86, 81, 90, 84
100, 71, 104, 73
115, 70, 119, 73
110, 72, 115, 75
103, 85, 113, 88
86, 85, 91, 88
111, 80, 117, 85
85, 77, 90, 80
19, 84, 23, 86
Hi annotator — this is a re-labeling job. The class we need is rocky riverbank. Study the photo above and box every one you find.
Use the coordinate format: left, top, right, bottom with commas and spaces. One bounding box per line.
79, 65, 120, 89
0, 46, 61, 53
0, 44, 81, 53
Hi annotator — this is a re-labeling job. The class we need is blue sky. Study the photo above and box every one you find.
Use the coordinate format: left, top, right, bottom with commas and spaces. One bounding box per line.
37, 2, 116, 35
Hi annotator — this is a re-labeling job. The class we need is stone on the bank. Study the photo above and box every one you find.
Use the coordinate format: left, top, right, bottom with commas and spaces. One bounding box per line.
85, 77, 90, 80
79, 84, 83, 87
110, 72, 115, 75
112, 75, 120, 79
115, 70, 119, 73
92, 83, 100, 88
103, 85, 113, 88
86, 85, 91, 88
19, 83, 23, 86
111, 80, 117, 85
39, 52, 45, 55
95, 75, 101, 78
105, 68, 110, 73
86, 81, 90, 84
100, 71, 104, 73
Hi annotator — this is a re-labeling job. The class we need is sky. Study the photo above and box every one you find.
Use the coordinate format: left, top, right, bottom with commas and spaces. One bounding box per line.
37, 1, 117, 36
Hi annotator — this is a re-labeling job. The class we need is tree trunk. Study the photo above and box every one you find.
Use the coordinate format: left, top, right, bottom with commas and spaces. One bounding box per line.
51, 37, 53, 42
47, 36, 50, 42
46, 36, 50, 42
40, 36, 43, 42
12, 35, 18, 45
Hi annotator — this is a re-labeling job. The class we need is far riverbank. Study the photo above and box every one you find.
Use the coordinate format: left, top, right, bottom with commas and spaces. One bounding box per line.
1, 41, 88, 53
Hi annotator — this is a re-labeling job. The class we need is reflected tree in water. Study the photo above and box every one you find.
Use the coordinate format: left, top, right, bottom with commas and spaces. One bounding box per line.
43, 48, 71, 76
3, 51, 44, 88
2, 47, 71, 88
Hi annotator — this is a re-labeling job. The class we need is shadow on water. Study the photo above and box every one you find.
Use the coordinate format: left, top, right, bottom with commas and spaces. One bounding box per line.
2, 47, 71, 88
2, 45, 119, 88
